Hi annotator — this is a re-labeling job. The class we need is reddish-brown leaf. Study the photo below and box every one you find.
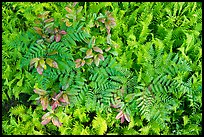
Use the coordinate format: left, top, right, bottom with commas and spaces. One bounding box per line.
93, 46, 103, 54
44, 18, 54, 23
55, 33, 61, 42
33, 27, 42, 32
52, 117, 62, 127
65, 7, 72, 13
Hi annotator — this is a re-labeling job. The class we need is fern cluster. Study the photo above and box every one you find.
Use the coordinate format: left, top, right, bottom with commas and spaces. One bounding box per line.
2, 2, 202, 135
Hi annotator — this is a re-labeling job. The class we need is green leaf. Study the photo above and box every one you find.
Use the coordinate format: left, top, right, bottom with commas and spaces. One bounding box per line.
183, 115, 189, 127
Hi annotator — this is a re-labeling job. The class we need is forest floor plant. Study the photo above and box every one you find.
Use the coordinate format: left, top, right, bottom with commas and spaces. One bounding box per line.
2, 2, 202, 135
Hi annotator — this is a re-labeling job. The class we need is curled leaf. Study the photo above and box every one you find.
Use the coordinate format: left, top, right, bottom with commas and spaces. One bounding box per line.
93, 46, 103, 54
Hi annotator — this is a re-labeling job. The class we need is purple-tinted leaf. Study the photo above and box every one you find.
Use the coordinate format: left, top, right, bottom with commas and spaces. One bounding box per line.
124, 113, 130, 122
81, 60, 85, 67
54, 91, 63, 100
93, 46, 103, 54
52, 101, 60, 110
60, 30, 67, 35
52, 61, 59, 68
41, 117, 52, 125
52, 117, 62, 127
41, 96, 49, 110
42, 112, 52, 120
116, 111, 123, 120
55, 33, 61, 42
59, 97, 66, 103
37, 66, 43, 75
121, 115, 125, 123
75, 59, 81, 63
62, 94, 69, 103
98, 54, 104, 61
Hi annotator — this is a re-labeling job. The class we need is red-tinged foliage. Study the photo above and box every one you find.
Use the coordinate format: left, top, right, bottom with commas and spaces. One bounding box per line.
93, 46, 103, 54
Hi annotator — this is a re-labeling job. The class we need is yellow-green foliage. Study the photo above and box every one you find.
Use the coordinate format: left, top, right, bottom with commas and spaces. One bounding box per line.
2, 2, 202, 135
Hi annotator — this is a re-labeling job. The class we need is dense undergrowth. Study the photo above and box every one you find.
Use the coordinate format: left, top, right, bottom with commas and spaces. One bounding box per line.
2, 2, 202, 135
